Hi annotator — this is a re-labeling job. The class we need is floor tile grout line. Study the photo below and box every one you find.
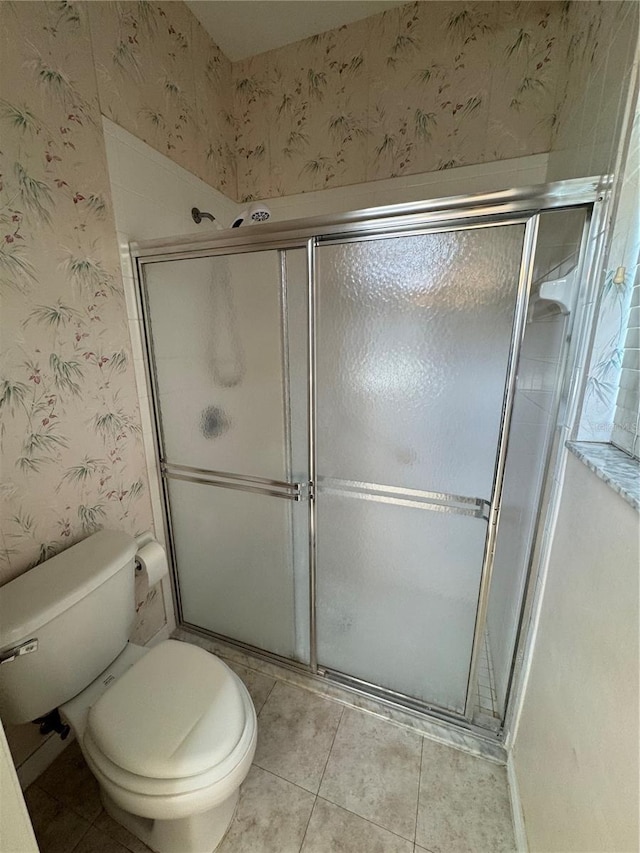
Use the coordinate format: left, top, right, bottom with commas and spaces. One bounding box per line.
316, 704, 345, 795
316, 792, 419, 846
297, 793, 318, 852
414, 843, 439, 853
249, 761, 323, 798
89, 806, 142, 853
32, 780, 101, 827
256, 677, 278, 717
67, 820, 94, 853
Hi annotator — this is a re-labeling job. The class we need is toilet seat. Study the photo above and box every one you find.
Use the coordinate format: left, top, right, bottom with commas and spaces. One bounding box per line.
84, 640, 256, 799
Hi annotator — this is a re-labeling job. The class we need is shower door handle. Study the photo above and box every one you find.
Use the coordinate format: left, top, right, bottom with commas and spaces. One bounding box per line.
161, 462, 306, 501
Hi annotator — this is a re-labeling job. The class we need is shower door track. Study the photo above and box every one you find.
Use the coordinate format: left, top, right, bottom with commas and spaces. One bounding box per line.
178, 620, 506, 757
134, 176, 605, 742
133, 177, 601, 262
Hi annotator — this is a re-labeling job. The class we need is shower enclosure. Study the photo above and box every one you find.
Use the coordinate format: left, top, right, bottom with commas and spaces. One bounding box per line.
134, 182, 596, 734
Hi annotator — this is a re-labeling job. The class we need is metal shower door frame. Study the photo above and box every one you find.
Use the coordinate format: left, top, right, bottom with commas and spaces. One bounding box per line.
132, 176, 603, 737
307, 216, 539, 721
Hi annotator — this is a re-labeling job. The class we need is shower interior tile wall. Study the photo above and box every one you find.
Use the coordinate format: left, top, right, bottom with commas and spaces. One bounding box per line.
476, 632, 499, 721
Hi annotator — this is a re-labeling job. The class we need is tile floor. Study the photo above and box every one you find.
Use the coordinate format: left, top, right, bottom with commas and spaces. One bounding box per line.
24, 650, 516, 853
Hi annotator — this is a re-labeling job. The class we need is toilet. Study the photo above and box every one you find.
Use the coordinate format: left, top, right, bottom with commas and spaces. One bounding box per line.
0, 530, 257, 853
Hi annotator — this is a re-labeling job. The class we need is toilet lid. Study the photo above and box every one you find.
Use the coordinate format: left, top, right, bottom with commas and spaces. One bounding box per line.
87, 640, 246, 780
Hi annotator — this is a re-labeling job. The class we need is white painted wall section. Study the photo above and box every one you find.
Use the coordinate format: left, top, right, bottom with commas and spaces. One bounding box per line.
513, 452, 639, 852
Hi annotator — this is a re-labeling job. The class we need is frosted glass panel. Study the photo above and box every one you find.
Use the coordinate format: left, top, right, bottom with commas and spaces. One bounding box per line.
168, 478, 308, 660
145, 251, 288, 479
144, 248, 309, 661
316, 495, 488, 713
316, 226, 525, 711
486, 207, 585, 718
316, 226, 525, 497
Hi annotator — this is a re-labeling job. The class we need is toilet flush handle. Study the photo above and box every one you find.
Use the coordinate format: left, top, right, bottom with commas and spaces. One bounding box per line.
0, 638, 38, 666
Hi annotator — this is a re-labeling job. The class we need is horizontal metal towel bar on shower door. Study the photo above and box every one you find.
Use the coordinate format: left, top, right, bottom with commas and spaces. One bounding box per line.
317, 477, 490, 519
161, 462, 305, 500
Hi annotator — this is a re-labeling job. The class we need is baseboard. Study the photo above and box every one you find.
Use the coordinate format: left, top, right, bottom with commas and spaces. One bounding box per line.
507, 752, 529, 853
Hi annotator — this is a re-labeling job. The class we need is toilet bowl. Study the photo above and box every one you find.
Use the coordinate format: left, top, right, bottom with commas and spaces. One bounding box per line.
0, 531, 257, 853
62, 639, 257, 853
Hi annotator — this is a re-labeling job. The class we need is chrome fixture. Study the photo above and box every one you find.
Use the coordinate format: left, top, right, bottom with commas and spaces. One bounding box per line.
191, 207, 215, 224
231, 203, 272, 228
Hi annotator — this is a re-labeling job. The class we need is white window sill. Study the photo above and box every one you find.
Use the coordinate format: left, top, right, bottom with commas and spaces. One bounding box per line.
566, 441, 640, 512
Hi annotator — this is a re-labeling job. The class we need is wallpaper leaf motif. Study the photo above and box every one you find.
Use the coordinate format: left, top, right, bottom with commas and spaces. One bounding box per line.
0, 0, 628, 641
89, 0, 235, 195
232, 0, 574, 199
0, 2, 155, 613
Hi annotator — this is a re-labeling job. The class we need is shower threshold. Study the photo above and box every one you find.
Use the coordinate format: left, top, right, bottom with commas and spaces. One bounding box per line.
172, 624, 507, 764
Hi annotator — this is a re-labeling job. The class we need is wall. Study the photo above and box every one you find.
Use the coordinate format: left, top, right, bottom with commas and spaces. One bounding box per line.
546, 0, 639, 445
513, 453, 639, 851
88, 1, 235, 197
260, 152, 549, 222
511, 3, 640, 849
0, 0, 233, 597
547, 0, 637, 184
0, 2, 155, 584
233, 1, 568, 201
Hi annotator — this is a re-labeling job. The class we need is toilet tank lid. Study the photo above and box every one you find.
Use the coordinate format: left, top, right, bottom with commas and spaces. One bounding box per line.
0, 530, 137, 650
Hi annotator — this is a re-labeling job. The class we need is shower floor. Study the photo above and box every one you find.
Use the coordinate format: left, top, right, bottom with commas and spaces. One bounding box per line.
23, 629, 516, 853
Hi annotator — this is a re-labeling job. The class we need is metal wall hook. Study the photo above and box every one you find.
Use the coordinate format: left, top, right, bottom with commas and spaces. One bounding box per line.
191, 207, 215, 224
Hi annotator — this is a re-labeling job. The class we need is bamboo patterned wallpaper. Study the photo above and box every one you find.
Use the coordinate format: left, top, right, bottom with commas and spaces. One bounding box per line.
0, 0, 625, 605
0, 1, 153, 574
233, 1, 568, 201
0, 1, 187, 639
89, 1, 236, 197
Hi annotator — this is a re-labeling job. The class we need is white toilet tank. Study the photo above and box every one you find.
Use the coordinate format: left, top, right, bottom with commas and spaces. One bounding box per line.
0, 530, 138, 725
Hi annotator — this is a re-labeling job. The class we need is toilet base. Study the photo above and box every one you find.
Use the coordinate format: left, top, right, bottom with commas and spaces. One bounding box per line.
101, 788, 239, 853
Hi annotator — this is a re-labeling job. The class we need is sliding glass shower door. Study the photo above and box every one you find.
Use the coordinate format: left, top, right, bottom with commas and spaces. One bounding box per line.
139, 214, 535, 719
314, 226, 526, 714
143, 248, 309, 661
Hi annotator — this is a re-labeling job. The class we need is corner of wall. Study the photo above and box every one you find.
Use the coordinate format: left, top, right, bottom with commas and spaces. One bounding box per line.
507, 752, 529, 853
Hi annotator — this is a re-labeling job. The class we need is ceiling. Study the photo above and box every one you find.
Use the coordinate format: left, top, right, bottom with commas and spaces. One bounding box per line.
185, 1, 405, 61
